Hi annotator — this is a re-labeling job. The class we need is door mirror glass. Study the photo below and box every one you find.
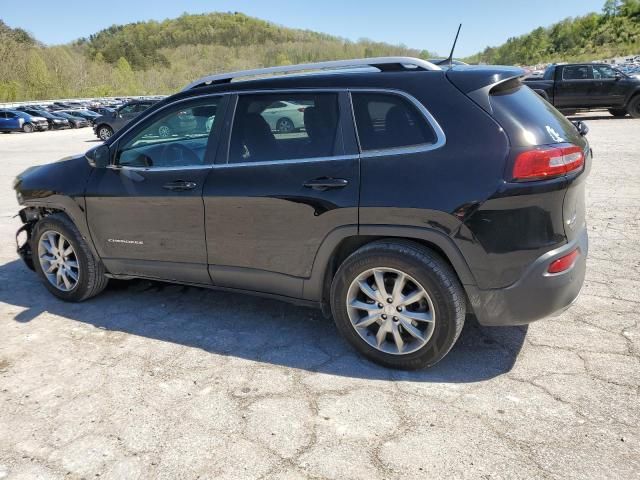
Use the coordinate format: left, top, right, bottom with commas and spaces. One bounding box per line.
86, 144, 110, 168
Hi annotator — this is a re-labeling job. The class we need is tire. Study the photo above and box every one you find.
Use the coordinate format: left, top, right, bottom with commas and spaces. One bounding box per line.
276, 117, 295, 133
22, 123, 34, 133
97, 125, 113, 140
330, 240, 466, 370
609, 108, 628, 117
31, 213, 109, 302
158, 124, 171, 137
627, 96, 640, 119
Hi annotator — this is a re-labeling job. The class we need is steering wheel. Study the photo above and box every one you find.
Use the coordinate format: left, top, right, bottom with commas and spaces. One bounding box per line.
159, 142, 200, 167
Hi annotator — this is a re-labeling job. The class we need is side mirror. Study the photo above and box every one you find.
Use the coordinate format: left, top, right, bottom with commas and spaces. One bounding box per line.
572, 120, 589, 137
85, 144, 110, 168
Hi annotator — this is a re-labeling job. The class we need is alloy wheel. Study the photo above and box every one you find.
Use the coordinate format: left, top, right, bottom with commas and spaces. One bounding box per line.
346, 267, 436, 355
99, 127, 112, 140
37, 230, 80, 292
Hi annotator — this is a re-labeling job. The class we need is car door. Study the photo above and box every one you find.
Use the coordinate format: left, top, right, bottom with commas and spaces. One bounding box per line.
203, 91, 359, 298
85, 95, 228, 284
554, 65, 597, 109
0, 112, 9, 130
592, 65, 628, 107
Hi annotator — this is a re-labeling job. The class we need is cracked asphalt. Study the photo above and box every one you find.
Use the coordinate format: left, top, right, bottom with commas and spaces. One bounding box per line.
0, 113, 638, 479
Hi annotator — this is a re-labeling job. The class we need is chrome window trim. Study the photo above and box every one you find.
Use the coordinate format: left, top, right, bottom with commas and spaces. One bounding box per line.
113, 87, 445, 170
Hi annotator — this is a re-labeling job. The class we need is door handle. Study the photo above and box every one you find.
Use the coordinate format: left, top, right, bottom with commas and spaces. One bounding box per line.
303, 177, 348, 191
163, 180, 197, 191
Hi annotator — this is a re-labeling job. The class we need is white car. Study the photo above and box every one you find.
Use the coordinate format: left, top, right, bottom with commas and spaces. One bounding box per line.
260, 101, 307, 133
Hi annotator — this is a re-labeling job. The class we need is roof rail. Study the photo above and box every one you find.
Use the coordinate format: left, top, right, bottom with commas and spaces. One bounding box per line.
182, 57, 441, 91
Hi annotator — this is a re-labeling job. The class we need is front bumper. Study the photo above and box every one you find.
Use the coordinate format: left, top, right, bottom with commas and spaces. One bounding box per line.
466, 227, 588, 326
35, 122, 49, 131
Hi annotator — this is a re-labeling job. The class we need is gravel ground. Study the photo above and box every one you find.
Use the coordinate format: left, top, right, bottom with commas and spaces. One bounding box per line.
0, 115, 638, 480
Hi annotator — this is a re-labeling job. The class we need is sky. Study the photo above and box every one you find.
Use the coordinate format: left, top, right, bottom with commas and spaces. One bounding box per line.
1, 0, 606, 57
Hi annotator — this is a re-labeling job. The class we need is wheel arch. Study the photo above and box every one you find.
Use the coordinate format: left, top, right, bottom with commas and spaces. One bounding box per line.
302, 225, 477, 304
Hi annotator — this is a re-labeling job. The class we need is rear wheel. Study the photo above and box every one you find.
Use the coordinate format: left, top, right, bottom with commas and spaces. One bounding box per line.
97, 125, 113, 140
22, 123, 34, 133
609, 108, 628, 117
158, 124, 171, 137
31, 214, 108, 302
276, 117, 295, 133
627, 96, 640, 119
330, 240, 466, 370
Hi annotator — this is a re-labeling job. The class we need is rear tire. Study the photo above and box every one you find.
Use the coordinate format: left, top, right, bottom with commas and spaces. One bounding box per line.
330, 240, 466, 370
609, 108, 628, 117
627, 96, 640, 119
22, 123, 34, 133
31, 213, 109, 302
276, 117, 295, 133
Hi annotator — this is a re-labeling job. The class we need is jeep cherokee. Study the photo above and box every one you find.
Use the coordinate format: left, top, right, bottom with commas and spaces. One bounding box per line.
14, 57, 590, 369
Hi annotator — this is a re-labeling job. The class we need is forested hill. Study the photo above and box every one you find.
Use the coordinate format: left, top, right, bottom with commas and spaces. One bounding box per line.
0, 12, 433, 102
465, 0, 640, 65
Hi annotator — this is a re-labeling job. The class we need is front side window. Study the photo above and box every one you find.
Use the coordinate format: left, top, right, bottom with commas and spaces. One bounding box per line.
228, 93, 340, 164
116, 99, 221, 168
351, 92, 437, 151
593, 65, 619, 79
563, 66, 593, 80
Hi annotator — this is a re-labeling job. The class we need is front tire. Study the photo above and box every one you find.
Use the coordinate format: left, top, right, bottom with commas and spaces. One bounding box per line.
97, 125, 113, 140
22, 123, 34, 133
31, 214, 108, 302
627, 96, 640, 119
330, 240, 466, 370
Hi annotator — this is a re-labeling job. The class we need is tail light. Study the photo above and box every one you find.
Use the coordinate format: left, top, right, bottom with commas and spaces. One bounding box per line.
512, 145, 584, 181
548, 248, 580, 274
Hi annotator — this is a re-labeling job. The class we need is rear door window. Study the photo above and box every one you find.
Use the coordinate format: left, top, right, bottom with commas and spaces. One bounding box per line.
228, 93, 340, 163
351, 92, 437, 151
562, 66, 593, 80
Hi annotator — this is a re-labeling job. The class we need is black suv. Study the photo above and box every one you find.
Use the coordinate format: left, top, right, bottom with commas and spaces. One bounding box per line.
93, 100, 157, 140
14, 57, 590, 369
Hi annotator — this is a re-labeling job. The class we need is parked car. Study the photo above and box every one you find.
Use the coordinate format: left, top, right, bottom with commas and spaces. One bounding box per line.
88, 106, 116, 116
0, 109, 48, 133
93, 100, 157, 140
524, 63, 640, 117
51, 111, 89, 128
60, 109, 101, 126
260, 100, 307, 132
16, 108, 70, 130
13, 57, 590, 369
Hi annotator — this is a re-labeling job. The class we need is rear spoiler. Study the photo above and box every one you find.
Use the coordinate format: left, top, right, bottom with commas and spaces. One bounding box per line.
446, 66, 525, 114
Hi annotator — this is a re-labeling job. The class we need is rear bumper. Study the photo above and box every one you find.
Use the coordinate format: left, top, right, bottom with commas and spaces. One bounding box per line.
466, 227, 588, 326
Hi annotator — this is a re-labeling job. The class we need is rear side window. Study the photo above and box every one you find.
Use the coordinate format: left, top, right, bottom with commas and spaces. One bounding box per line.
489, 82, 583, 147
562, 66, 592, 80
229, 93, 340, 163
351, 93, 436, 151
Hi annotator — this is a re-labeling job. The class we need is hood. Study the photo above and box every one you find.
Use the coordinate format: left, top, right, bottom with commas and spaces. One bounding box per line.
14, 155, 91, 204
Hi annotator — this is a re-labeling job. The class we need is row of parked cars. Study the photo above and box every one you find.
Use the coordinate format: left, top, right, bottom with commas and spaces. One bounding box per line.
0, 97, 164, 135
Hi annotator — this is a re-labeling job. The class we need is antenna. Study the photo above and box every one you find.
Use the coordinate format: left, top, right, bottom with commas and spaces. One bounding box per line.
445, 24, 462, 66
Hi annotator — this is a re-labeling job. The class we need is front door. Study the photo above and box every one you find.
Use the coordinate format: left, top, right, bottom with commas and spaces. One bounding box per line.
203, 91, 359, 298
592, 64, 628, 107
85, 95, 227, 284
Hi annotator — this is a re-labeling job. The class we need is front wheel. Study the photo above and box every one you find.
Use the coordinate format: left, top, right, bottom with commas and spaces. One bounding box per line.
627, 96, 640, 119
330, 240, 466, 370
31, 214, 109, 302
22, 123, 34, 133
97, 125, 113, 140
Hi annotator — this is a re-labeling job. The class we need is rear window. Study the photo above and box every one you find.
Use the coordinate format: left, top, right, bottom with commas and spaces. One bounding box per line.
351, 93, 437, 151
489, 83, 583, 147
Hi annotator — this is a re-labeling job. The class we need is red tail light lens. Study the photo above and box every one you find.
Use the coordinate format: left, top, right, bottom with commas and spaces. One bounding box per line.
547, 248, 580, 274
513, 145, 584, 181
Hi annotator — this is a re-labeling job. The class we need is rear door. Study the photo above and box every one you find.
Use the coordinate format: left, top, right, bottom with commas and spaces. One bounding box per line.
554, 65, 597, 108
203, 91, 359, 298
